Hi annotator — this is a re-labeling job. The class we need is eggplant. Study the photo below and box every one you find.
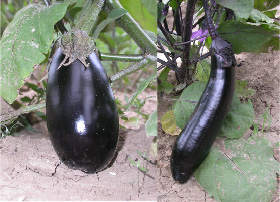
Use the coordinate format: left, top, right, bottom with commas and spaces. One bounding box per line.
170, 46, 235, 183
46, 47, 119, 173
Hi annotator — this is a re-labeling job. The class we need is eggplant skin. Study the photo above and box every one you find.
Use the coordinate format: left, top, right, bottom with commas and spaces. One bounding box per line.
46, 48, 119, 173
170, 53, 235, 183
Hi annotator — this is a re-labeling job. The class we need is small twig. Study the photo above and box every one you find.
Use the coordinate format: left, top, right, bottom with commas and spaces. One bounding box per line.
203, 0, 218, 39
99, 53, 144, 62
158, 20, 176, 48
174, 34, 209, 46
109, 55, 156, 82
190, 50, 211, 65
157, 38, 172, 63
157, 58, 177, 72
157, 53, 182, 71
157, 35, 184, 52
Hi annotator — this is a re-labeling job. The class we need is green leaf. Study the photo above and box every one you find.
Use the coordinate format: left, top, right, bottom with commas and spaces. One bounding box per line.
25, 82, 44, 95
92, 8, 127, 40
195, 138, 279, 202
119, 0, 156, 34
144, 29, 156, 43
125, 74, 156, 110
173, 81, 255, 139
158, 82, 174, 94
235, 80, 256, 98
64, 0, 89, 23
128, 157, 147, 172
262, 9, 277, 18
194, 59, 211, 82
20, 96, 32, 103
174, 81, 206, 129
194, 146, 221, 199
169, 0, 183, 10
158, 67, 174, 93
216, 0, 254, 19
157, 28, 175, 52
0, 2, 70, 104
160, 110, 181, 136
157, 1, 166, 23
158, 67, 170, 83
249, 8, 274, 23
217, 21, 276, 54
141, 0, 157, 18
218, 96, 255, 138
1, 11, 9, 31
145, 110, 157, 137
254, 0, 279, 11
258, 35, 280, 53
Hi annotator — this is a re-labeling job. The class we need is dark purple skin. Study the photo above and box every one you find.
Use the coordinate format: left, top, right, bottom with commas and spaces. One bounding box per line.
46, 48, 119, 173
170, 52, 235, 183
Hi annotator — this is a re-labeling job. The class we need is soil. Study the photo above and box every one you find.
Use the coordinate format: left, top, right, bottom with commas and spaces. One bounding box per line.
0, 70, 157, 200
157, 51, 280, 202
0, 124, 157, 201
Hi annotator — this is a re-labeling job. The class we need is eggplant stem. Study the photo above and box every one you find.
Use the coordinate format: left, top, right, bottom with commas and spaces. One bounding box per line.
99, 53, 144, 62
179, 0, 199, 83
109, 56, 156, 83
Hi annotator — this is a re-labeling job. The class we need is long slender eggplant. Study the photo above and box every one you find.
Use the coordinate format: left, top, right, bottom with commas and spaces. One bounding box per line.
46, 47, 119, 173
170, 38, 235, 183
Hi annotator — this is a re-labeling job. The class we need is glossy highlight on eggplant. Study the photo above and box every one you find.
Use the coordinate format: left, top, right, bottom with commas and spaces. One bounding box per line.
46, 48, 119, 173
170, 53, 235, 183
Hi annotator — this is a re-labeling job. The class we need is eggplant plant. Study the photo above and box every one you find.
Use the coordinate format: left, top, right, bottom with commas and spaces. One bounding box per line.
158, 0, 279, 201
0, 0, 157, 172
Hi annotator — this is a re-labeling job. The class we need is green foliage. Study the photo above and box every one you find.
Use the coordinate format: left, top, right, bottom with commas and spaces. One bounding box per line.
216, 0, 254, 19
235, 80, 256, 98
126, 74, 156, 110
219, 96, 255, 138
97, 26, 141, 77
172, 82, 255, 139
119, 0, 156, 33
174, 81, 205, 129
145, 110, 157, 137
92, 8, 127, 41
129, 157, 147, 173
158, 68, 174, 93
254, 0, 279, 11
0, 2, 71, 104
195, 138, 279, 202
252, 106, 272, 138
194, 59, 211, 82
160, 110, 181, 136
169, 0, 183, 10
217, 21, 276, 54
64, 0, 88, 23
249, 8, 274, 23
157, 1, 166, 23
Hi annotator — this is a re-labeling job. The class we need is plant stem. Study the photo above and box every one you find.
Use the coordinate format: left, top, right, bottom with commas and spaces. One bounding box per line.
75, 0, 105, 36
105, 0, 156, 54
100, 53, 144, 62
109, 55, 156, 82
203, 0, 218, 39
179, 0, 198, 83
1, 103, 46, 124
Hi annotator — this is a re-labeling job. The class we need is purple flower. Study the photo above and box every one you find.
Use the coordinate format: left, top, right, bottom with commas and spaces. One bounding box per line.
191, 25, 218, 42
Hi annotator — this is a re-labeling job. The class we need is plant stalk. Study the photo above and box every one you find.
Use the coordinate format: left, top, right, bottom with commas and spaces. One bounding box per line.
178, 0, 198, 83
109, 55, 156, 82
105, 0, 157, 55
75, 0, 105, 36
100, 53, 144, 62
